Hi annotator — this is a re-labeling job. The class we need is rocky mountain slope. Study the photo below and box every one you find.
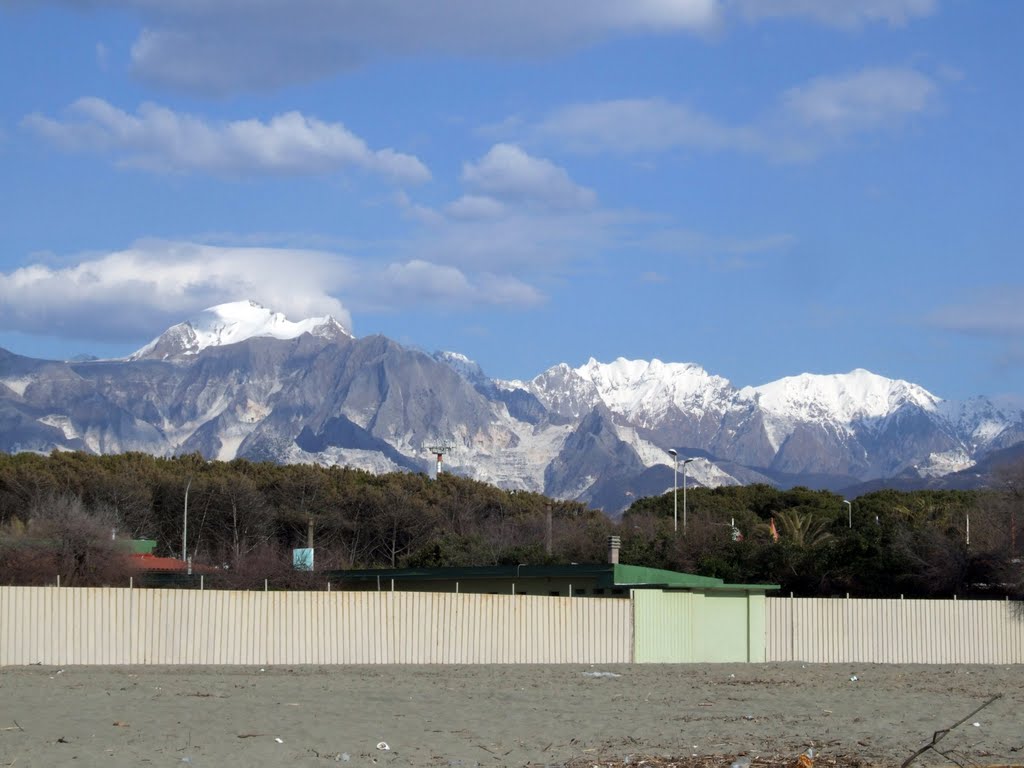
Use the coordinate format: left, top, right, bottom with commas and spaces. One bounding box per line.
2, 301, 1022, 513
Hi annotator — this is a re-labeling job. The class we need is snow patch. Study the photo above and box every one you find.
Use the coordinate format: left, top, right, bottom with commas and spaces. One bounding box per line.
917, 451, 975, 477
614, 422, 676, 467
1, 377, 33, 397
216, 435, 246, 462
280, 445, 409, 475
38, 414, 80, 440
685, 458, 740, 489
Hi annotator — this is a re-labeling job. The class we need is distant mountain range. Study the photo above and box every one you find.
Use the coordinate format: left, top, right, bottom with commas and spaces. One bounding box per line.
2, 300, 1022, 513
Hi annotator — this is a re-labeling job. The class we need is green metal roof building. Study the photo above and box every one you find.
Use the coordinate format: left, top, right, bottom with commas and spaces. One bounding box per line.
325, 561, 778, 663
326, 562, 770, 598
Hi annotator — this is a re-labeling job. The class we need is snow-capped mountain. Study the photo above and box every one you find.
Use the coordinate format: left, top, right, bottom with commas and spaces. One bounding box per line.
746, 369, 941, 446
130, 300, 350, 361
3, 302, 1024, 513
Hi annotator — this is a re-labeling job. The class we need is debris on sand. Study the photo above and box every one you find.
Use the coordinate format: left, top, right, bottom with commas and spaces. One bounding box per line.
558, 754, 869, 767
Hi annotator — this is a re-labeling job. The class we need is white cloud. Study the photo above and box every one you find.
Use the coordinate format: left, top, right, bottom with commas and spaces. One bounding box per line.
0, 239, 553, 343
394, 140, 788, 281
782, 67, 938, 134
629, 229, 796, 270
49, 0, 717, 93
21, 1, 938, 94
410, 209, 619, 272
537, 99, 756, 154
729, 0, 936, 28
0, 241, 355, 341
380, 260, 543, 307
462, 144, 596, 209
534, 66, 940, 161
395, 145, 614, 272
445, 195, 507, 221
23, 98, 430, 183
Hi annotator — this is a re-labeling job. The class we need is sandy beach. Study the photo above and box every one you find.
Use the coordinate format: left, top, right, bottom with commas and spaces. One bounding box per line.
1, 663, 1022, 767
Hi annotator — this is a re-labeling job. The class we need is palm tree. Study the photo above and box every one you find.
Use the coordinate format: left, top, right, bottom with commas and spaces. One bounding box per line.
772, 509, 833, 548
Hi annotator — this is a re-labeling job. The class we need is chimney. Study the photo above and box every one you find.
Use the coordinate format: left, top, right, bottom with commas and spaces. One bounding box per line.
607, 535, 621, 565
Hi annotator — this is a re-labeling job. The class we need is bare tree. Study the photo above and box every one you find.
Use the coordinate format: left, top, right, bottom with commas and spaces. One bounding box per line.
0, 493, 134, 586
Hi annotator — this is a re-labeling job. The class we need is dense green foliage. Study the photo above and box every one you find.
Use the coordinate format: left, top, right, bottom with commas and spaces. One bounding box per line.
0, 451, 1020, 597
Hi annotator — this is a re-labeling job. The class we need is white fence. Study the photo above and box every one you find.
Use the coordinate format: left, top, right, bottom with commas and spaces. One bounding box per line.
766, 596, 1024, 664
0, 586, 633, 666
5, 587, 1024, 666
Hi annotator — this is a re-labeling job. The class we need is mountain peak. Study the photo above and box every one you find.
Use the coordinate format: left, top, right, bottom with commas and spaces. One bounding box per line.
748, 369, 941, 424
129, 300, 351, 360
433, 350, 488, 385
575, 357, 735, 415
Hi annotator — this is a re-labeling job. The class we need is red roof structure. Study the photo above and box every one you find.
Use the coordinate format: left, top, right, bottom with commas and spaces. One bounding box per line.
128, 553, 217, 574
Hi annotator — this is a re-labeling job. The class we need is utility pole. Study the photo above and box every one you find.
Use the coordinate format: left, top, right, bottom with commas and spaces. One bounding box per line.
182, 476, 192, 562
682, 458, 694, 534
545, 504, 553, 557
668, 449, 678, 532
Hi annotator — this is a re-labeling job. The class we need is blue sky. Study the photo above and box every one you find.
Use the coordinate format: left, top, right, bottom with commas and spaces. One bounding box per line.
0, 0, 1021, 401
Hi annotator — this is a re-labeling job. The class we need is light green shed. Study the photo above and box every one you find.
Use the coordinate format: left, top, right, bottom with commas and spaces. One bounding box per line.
632, 586, 773, 663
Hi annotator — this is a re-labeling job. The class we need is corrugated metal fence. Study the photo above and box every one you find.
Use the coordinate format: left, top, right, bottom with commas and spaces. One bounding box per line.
5, 588, 1024, 666
0, 586, 632, 666
766, 596, 1024, 663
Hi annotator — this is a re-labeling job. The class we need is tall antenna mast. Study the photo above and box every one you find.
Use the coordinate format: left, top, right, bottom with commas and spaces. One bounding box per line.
426, 442, 455, 479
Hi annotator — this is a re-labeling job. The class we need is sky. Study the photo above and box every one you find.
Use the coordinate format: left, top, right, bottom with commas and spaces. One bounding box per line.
0, 0, 1022, 402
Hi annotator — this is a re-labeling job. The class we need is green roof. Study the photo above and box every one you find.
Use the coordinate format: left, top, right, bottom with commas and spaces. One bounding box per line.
120, 539, 157, 554
325, 563, 777, 592
612, 564, 725, 588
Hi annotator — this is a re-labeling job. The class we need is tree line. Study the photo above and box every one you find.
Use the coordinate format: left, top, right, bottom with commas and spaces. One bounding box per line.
0, 451, 1020, 598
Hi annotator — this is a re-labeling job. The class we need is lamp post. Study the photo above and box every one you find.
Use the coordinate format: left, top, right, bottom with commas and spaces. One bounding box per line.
668, 449, 678, 532
182, 475, 192, 562
843, 499, 852, 529
682, 458, 694, 534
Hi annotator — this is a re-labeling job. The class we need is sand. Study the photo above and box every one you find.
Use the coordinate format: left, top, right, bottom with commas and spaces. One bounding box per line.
1, 663, 1022, 767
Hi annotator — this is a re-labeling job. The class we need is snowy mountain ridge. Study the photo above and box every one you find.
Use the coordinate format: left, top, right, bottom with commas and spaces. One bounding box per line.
5, 300, 1024, 513
745, 368, 941, 424
491, 355, 1024, 484
510, 358, 965, 433
129, 300, 350, 361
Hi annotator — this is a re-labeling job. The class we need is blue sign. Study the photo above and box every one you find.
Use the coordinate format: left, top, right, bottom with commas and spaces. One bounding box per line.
293, 548, 314, 571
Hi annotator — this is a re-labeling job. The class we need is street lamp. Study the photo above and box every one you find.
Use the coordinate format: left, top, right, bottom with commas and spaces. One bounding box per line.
182, 475, 192, 562
668, 449, 678, 532
682, 458, 695, 534
843, 499, 852, 529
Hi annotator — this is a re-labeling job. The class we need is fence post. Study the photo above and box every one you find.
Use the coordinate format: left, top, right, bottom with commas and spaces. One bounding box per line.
789, 592, 794, 662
